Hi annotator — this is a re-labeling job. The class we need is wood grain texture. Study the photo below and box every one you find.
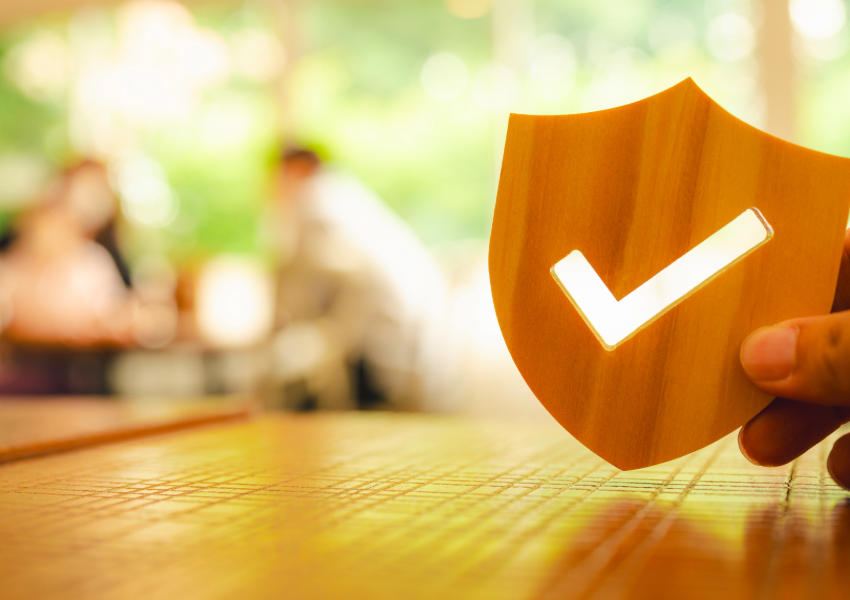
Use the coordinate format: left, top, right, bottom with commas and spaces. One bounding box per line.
489, 79, 850, 470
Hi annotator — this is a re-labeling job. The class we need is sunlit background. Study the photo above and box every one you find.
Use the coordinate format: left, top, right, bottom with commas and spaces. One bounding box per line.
0, 0, 846, 417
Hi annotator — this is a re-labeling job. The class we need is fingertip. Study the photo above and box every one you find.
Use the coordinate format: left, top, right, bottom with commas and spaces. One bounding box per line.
833, 230, 850, 312
828, 434, 850, 492
738, 399, 845, 468
738, 414, 788, 467
738, 423, 764, 466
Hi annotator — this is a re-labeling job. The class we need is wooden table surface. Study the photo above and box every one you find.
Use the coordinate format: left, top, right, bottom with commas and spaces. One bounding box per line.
0, 396, 251, 462
0, 410, 848, 600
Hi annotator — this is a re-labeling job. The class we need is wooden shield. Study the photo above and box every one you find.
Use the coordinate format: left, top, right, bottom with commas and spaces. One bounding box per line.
489, 79, 850, 470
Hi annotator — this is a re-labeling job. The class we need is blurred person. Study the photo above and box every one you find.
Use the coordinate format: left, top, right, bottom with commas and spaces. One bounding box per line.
263, 148, 448, 411
0, 159, 174, 393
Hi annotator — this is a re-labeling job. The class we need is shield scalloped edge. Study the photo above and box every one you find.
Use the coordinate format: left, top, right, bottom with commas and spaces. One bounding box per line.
489, 78, 850, 470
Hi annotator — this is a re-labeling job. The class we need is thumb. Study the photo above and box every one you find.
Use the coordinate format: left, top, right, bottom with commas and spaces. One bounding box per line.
741, 311, 850, 406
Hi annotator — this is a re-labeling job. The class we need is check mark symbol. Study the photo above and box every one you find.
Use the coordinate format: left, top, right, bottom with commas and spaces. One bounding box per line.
551, 208, 773, 350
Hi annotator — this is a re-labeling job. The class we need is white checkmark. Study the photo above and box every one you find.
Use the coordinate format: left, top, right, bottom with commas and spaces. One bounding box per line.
550, 208, 773, 350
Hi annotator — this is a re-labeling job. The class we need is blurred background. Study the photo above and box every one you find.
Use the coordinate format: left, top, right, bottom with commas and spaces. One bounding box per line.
0, 0, 845, 419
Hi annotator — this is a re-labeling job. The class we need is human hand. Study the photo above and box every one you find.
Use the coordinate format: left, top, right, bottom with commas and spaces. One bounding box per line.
739, 230, 850, 490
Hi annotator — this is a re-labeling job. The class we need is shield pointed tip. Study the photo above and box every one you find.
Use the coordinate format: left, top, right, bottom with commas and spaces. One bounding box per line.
665, 76, 711, 104
678, 76, 702, 92
589, 449, 647, 471
607, 458, 640, 471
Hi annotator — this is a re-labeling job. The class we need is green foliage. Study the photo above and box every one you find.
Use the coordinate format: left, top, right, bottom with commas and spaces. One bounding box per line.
0, 0, 803, 258
0, 36, 67, 159
0, 6, 279, 266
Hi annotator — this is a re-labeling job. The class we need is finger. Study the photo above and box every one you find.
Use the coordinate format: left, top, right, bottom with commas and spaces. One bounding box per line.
740, 311, 850, 406
828, 433, 850, 491
831, 228, 850, 313
739, 397, 849, 467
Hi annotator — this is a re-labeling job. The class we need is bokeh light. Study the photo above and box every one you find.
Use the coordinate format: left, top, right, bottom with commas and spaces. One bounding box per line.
196, 256, 274, 348
790, 0, 846, 40
3, 32, 69, 102
110, 151, 178, 228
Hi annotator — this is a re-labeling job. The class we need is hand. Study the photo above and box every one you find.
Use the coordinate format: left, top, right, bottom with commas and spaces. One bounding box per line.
739, 230, 850, 490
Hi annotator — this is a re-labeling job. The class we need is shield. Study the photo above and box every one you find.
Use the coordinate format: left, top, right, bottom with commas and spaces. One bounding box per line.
489, 79, 850, 470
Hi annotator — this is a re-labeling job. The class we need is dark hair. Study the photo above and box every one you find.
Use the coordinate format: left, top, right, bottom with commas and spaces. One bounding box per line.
62, 158, 108, 179
280, 147, 321, 168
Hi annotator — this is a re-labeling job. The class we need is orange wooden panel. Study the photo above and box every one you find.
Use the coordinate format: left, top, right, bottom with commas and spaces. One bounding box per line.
0, 412, 847, 600
490, 79, 850, 469
0, 396, 251, 462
